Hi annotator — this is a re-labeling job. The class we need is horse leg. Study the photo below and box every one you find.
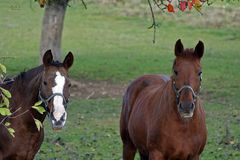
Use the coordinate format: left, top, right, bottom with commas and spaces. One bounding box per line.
0, 151, 3, 160
122, 142, 137, 160
139, 153, 148, 160
120, 114, 136, 160
149, 150, 164, 160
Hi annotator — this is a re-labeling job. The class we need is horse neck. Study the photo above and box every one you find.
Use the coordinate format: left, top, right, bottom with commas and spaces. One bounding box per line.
10, 66, 47, 122
26, 73, 42, 106
27, 73, 48, 122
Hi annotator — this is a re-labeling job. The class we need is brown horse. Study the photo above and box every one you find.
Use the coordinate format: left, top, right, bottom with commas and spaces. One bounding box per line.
0, 50, 74, 159
120, 39, 207, 160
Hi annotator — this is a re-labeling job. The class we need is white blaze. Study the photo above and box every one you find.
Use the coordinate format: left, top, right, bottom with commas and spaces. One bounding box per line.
52, 71, 67, 122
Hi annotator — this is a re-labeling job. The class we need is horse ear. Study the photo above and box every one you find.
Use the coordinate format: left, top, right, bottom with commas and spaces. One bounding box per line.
63, 52, 74, 69
42, 50, 53, 66
194, 41, 204, 58
175, 39, 184, 57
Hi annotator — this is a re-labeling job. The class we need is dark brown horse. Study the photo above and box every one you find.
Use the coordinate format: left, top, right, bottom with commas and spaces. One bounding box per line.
0, 50, 74, 159
120, 39, 207, 160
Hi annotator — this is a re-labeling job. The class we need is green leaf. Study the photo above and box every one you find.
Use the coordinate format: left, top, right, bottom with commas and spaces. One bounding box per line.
34, 118, 43, 131
34, 101, 42, 107
0, 108, 11, 116
0, 87, 11, 98
0, 64, 6, 74
4, 122, 11, 127
32, 106, 46, 114
2, 94, 10, 108
7, 127, 15, 137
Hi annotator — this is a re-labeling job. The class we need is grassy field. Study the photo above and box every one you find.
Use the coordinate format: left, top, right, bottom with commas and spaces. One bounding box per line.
34, 99, 240, 160
0, 0, 240, 159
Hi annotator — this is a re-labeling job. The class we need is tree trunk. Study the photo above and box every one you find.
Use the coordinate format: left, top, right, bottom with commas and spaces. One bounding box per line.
39, 0, 68, 63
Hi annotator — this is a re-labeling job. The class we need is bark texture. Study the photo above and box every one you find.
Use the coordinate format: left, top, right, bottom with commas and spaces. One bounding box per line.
40, 0, 68, 63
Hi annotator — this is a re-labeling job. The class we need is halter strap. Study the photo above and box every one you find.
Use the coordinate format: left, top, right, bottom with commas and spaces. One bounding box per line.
172, 81, 199, 104
38, 91, 68, 112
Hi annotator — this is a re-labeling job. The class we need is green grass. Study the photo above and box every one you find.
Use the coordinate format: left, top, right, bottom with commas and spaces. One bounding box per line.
1, 1, 239, 82
0, 0, 240, 159
202, 103, 240, 160
36, 99, 122, 160
36, 99, 240, 160
1, 0, 239, 104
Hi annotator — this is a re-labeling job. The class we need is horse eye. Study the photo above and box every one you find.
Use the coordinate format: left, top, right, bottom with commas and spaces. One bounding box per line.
198, 71, 203, 81
68, 83, 72, 87
43, 81, 47, 85
174, 70, 178, 76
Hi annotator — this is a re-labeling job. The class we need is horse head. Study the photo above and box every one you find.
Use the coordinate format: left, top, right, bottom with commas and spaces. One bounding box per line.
172, 39, 204, 118
39, 50, 74, 130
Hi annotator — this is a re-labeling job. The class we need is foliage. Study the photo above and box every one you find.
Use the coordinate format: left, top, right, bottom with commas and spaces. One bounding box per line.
36, 0, 86, 9
37, 0, 47, 8
0, 63, 45, 136
34, 0, 212, 11
147, 0, 214, 42
34, 118, 43, 131
32, 101, 46, 115
0, 64, 6, 82
32, 101, 46, 131
0, 63, 15, 137
154, 0, 212, 13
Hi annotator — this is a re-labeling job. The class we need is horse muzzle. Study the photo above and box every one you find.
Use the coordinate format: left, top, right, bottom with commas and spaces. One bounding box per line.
178, 101, 195, 118
50, 112, 67, 130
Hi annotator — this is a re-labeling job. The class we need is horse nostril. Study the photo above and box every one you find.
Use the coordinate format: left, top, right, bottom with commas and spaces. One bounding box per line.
60, 113, 66, 121
190, 103, 195, 110
54, 120, 63, 126
179, 102, 195, 113
179, 103, 184, 111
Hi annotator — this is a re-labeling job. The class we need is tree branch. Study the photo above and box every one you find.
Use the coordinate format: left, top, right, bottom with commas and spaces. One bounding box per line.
153, 0, 167, 10
147, 0, 157, 43
81, 0, 87, 9
0, 107, 22, 125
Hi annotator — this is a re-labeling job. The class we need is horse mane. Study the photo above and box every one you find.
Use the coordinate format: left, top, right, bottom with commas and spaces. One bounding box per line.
0, 61, 65, 92
177, 48, 198, 59
11, 61, 63, 86
172, 48, 200, 72
10, 66, 43, 92
50, 61, 64, 67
